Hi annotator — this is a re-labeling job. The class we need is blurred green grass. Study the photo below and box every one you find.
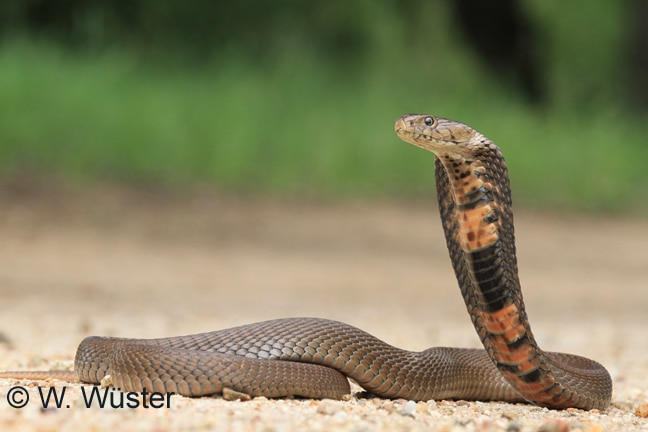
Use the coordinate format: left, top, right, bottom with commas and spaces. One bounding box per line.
0, 15, 647, 214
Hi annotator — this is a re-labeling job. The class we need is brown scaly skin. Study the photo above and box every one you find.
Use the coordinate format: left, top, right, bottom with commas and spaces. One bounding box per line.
0, 115, 612, 410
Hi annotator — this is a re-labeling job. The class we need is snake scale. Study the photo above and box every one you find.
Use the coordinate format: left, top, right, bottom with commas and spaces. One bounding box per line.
0, 114, 612, 410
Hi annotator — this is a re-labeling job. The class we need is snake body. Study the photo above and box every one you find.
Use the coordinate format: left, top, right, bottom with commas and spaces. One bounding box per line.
0, 115, 612, 410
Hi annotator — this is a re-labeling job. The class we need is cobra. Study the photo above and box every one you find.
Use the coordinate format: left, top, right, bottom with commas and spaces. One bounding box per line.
0, 114, 612, 410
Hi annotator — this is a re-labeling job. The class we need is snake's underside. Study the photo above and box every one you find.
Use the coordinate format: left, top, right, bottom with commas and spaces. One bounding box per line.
0, 115, 612, 410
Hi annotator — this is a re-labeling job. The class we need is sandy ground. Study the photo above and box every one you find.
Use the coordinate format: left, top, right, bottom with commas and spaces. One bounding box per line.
0, 187, 646, 431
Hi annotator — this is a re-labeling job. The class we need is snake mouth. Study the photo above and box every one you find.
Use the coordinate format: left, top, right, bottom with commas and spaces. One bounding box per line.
394, 115, 429, 148
395, 115, 452, 155
394, 116, 407, 134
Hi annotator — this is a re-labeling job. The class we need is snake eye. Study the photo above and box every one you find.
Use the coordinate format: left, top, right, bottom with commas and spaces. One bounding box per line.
424, 117, 434, 126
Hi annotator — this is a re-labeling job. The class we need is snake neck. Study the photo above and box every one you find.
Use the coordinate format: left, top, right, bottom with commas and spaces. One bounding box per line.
434, 144, 521, 314
433, 144, 570, 406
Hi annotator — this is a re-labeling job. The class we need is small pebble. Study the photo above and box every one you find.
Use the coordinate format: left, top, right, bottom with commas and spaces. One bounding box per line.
316, 399, 341, 415
502, 410, 518, 420
537, 419, 569, 432
506, 420, 521, 432
396, 400, 417, 418
415, 402, 429, 415
635, 402, 648, 418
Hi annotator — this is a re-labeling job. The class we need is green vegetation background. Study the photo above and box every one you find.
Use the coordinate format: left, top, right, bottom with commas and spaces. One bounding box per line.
1, 1, 646, 213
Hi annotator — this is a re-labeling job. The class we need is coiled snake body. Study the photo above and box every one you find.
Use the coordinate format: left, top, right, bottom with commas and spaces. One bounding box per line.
1, 115, 612, 410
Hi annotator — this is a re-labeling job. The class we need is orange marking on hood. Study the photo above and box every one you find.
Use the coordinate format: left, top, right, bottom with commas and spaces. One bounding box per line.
457, 205, 498, 251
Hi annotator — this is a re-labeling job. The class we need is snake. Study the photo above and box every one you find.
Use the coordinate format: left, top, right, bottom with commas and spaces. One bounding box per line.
0, 114, 612, 410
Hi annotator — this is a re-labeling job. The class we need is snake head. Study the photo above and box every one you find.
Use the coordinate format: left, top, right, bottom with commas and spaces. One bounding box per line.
394, 114, 487, 157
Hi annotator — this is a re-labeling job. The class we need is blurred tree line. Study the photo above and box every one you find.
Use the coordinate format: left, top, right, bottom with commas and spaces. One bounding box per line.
1, 0, 646, 110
